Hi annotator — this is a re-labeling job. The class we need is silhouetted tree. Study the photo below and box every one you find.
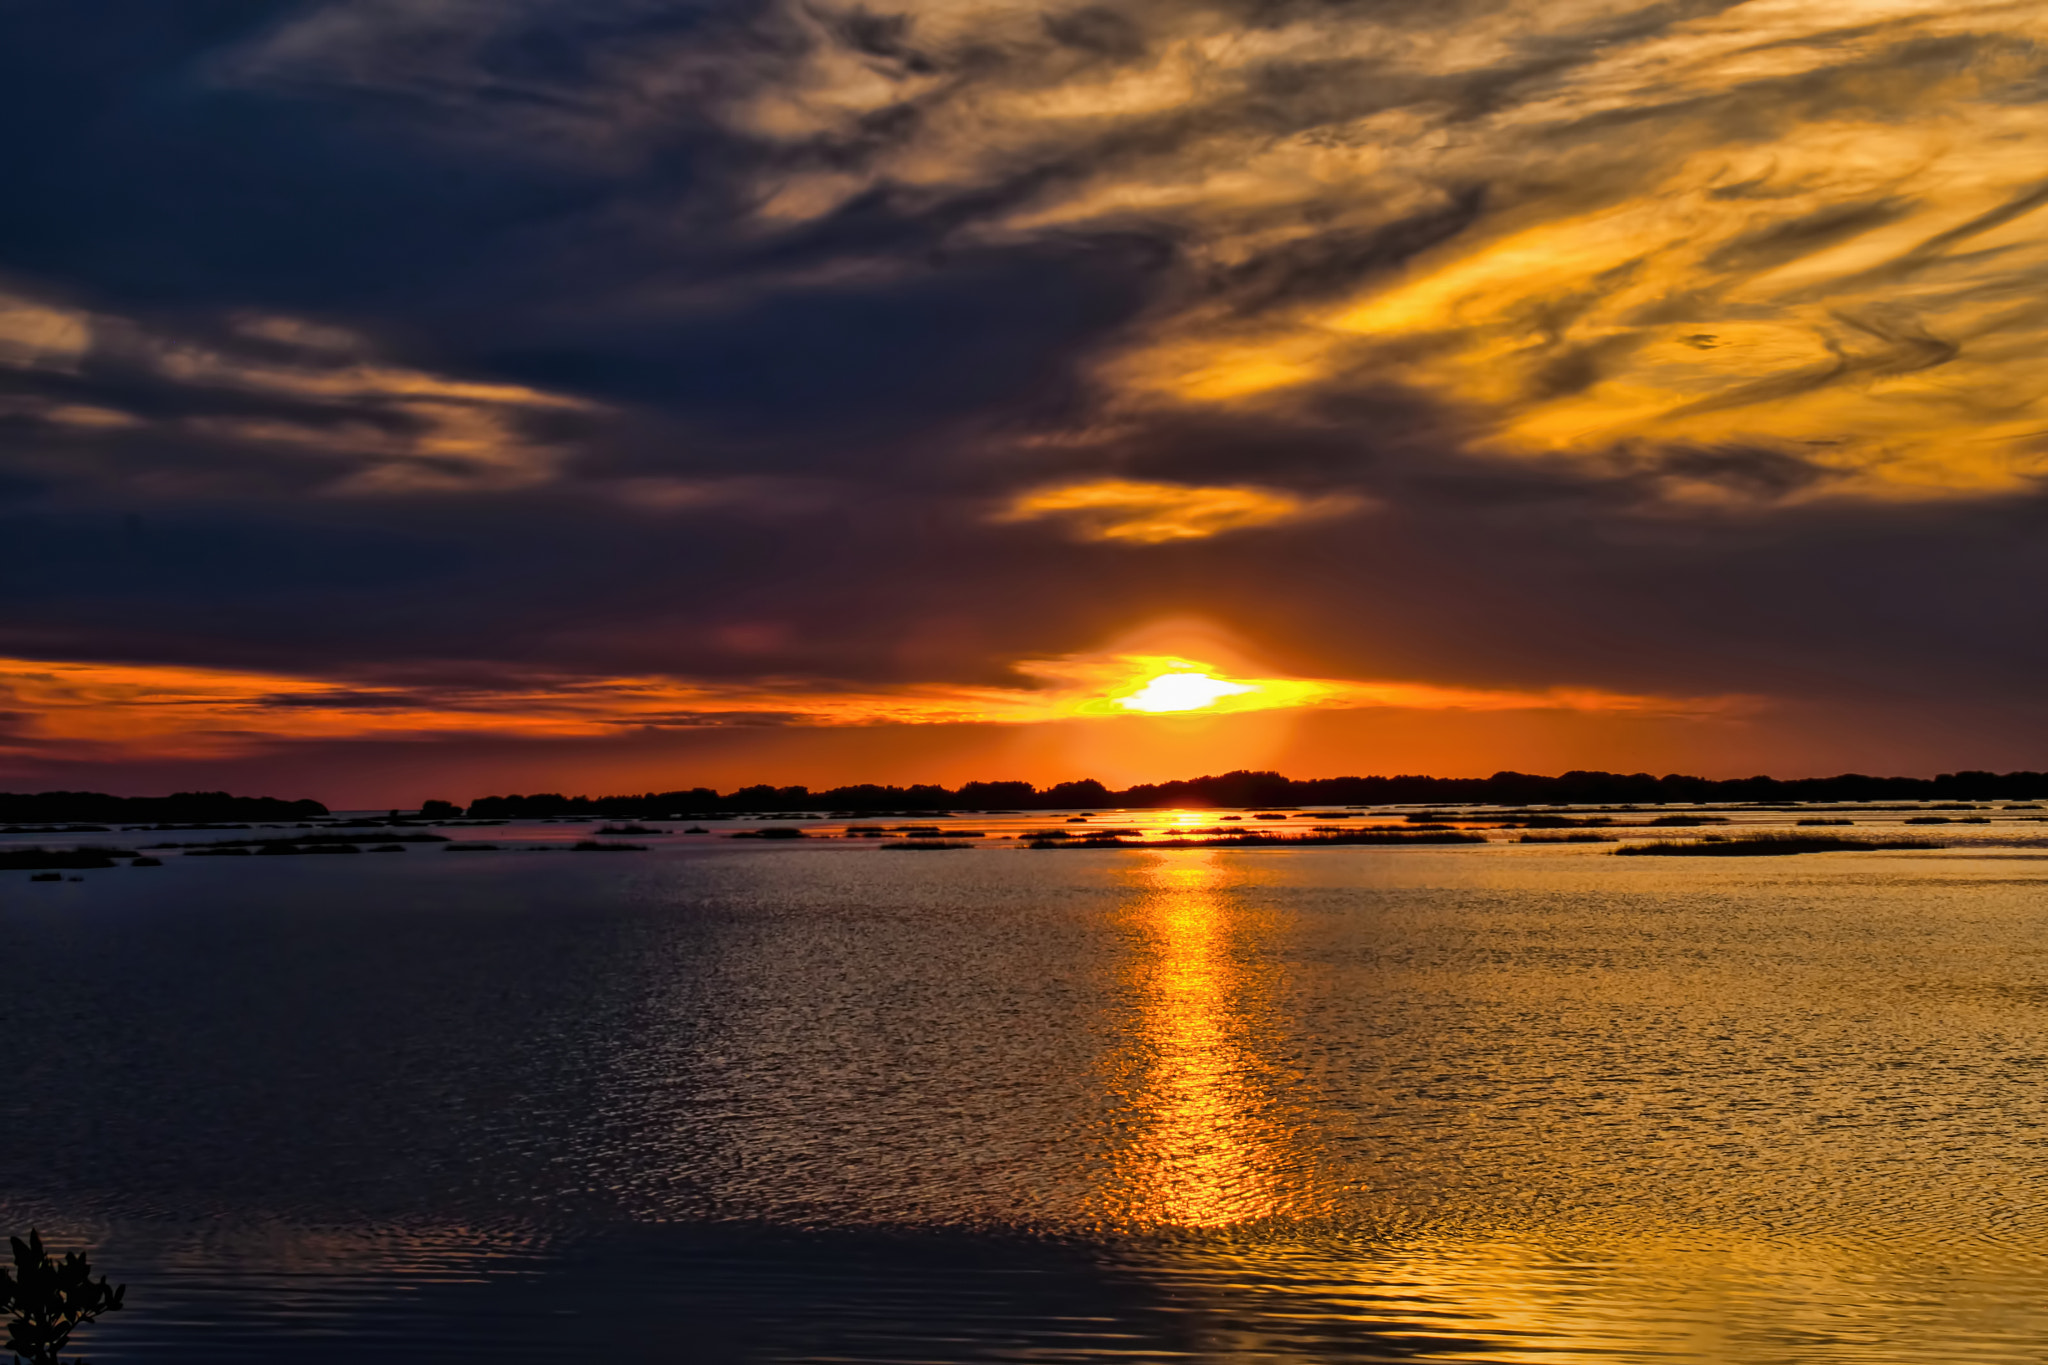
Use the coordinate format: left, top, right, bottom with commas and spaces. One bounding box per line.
956, 780, 1035, 807
2, 1230, 123, 1365
1041, 779, 1112, 807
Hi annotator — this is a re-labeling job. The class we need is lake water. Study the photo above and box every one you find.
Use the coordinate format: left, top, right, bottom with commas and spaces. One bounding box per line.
3, 809, 2047, 1362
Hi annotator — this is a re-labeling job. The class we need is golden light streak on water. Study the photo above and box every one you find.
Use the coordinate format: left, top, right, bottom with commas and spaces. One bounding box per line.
1100, 850, 1287, 1229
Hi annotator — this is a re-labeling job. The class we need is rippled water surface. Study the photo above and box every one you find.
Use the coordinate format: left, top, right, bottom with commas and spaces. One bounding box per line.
3, 826, 2046, 1361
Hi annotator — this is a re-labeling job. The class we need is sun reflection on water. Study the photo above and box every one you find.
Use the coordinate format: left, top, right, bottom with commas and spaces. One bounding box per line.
1101, 850, 1287, 1229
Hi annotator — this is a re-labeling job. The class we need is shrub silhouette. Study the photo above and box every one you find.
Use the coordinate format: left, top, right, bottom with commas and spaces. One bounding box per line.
2, 1230, 124, 1365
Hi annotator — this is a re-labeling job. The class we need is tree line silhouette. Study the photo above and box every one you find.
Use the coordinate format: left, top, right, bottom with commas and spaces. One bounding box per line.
12, 769, 2046, 825
456, 768, 2048, 817
0, 791, 327, 823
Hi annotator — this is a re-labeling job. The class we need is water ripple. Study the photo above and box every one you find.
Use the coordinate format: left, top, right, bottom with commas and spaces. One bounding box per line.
2, 838, 2045, 1359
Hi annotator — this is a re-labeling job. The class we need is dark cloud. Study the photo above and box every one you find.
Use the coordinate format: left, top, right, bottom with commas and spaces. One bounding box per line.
485, 238, 1164, 449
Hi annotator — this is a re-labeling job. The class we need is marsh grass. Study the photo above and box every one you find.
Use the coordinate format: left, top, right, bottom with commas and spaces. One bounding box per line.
1615, 833, 1943, 857
0, 847, 133, 870
148, 833, 450, 849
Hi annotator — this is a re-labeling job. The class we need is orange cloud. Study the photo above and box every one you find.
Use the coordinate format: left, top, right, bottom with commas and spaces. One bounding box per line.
996, 479, 1364, 543
0, 297, 89, 373
0, 652, 1744, 761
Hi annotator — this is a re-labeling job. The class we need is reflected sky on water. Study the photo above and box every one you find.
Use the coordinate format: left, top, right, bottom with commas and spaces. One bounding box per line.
2, 834, 2046, 1361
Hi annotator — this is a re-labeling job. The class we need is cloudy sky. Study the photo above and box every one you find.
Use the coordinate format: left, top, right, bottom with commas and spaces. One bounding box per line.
5, 0, 2048, 804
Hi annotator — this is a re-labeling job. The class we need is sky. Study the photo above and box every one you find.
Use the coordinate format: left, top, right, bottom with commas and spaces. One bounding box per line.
5, 0, 2048, 806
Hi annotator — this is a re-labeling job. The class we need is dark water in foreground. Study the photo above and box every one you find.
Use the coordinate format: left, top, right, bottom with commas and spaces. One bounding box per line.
3, 829, 2046, 1361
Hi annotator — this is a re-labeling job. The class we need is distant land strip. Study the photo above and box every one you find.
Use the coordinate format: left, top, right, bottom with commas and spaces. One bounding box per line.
0, 790, 329, 823
6, 770, 2047, 826
453, 768, 2048, 818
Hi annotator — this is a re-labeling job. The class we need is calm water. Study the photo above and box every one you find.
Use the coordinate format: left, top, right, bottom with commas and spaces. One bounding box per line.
3, 815, 2047, 1361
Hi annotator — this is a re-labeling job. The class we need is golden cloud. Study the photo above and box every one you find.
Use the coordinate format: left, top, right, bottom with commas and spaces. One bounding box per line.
708, 0, 2048, 500
0, 651, 1742, 760
996, 479, 1364, 543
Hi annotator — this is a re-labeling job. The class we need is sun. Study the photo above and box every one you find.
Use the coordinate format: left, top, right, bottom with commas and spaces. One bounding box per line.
1114, 671, 1258, 714
1046, 651, 1329, 718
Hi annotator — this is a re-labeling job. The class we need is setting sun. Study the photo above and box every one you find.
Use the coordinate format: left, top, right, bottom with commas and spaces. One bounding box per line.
1115, 672, 1257, 714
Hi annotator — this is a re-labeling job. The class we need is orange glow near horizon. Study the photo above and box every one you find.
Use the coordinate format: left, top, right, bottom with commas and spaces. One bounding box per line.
0, 650, 1744, 765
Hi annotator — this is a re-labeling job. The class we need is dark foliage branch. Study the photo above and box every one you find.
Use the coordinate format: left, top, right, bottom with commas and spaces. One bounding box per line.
1, 1231, 124, 1365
